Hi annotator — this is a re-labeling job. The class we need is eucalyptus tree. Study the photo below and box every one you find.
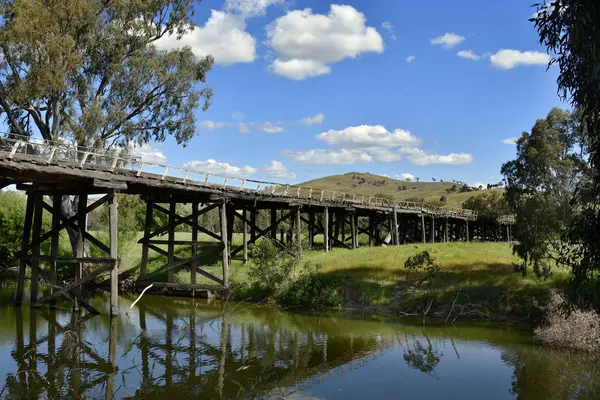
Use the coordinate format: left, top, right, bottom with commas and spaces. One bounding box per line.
0, 0, 214, 253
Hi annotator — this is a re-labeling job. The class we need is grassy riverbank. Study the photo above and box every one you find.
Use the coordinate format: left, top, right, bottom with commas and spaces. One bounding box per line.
115, 234, 567, 320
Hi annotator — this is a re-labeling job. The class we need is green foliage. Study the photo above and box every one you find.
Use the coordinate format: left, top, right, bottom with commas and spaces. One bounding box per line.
281, 261, 343, 309
501, 108, 589, 280
248, 239, 298, 297
0, 192, 28, 266
402, 339, 442, 374
462, 191, 510, 218
0, 0, 213, 146
403, 250, 440, 288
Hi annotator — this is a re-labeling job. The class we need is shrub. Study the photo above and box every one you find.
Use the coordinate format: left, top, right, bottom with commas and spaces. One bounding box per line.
534, 291, 600, 352
248, 238, 298, 296
281, 261, 343, 309
0, 192, 27, 266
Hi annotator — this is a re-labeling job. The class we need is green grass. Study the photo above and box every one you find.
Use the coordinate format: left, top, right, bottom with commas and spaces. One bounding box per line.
300, 172, 503, 206
117, 234, 566, 318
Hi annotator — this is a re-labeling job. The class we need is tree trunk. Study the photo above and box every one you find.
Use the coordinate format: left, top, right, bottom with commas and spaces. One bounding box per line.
59, 195, 91, 270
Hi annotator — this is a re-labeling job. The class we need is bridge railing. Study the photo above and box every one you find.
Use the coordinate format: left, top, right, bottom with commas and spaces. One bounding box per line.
0, 135, 503, 222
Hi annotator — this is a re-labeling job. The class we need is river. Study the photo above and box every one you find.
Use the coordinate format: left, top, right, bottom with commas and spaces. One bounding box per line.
0, 283, 599, 399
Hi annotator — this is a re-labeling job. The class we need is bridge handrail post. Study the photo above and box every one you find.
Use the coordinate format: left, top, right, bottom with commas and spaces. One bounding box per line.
161, 166, 169, 180
136, 162, 145, 177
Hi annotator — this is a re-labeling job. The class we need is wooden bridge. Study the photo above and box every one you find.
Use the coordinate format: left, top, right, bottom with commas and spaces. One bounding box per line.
0, 135, 514, 316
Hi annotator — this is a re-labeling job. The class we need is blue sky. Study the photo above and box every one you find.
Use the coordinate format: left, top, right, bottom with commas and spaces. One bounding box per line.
136, 0, 563, 186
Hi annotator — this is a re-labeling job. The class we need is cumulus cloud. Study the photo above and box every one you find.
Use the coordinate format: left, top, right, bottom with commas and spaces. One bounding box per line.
231, 111, 245, 121
316, 125, 421, 151
302, 113, 325, 125
266, 4, 384, 80
265, 160, 296, 179
225, 0, 284, 17
128, 142, 168, 164
430, 33, 465, 49
283, 149, 372, 164
381, 21, 397, 40
399, 147, 473, 165
184, 159, 257, 176
457, 50, 482, 61
261, 122, 285, 133
154, 11, 255, 66
490, 49, 550, 69
502, 137, 518, 145
405, 55, 416, 63
200, 120, 229, 130
398, 173, 415, 181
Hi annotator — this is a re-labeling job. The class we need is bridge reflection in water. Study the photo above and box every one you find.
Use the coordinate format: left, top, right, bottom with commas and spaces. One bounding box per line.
2, 294, 600, 399
0, 297, 391, 399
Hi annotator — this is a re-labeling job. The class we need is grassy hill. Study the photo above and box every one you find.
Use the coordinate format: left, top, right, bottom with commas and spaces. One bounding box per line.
300, 172, 504, 207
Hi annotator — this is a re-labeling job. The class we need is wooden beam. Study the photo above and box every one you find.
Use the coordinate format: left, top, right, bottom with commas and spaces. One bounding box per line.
191, 201, 199, 284
242, 208, 248, 264
93, 178, 127, 190
220, 201, 229, 288
35, 264, 113, 305
431, 216, 435, 243
49, 195, 60, 306
421, 214, 426, 244
324, 207, 329, 252
140, 201, 152, 277
351, 212, 357, 250
393, 208, 400, 246
30, 193, 43, 305
196, 267, 224, 286
230, 210, 294, 257
270, 208, 277, 239
16, 193, 34, 305
167, 201, 176, 284
108, 191, 118, 316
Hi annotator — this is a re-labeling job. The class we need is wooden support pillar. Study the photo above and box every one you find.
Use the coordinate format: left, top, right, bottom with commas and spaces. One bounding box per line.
226, 204, 234, 255
295, 208, 302, 253
49, 196, 60, 305
250, 208, 257, 243
351, 213, 357, 249
324, 207, 329, 252
466, 220, 470, 243
333, 211, 341, 243
328, 208, 334, 249
16, 193, 34, 306
220, 201, 229, 288
30, 193, 43, 305
243, 208, 248, 264
368, 215, 374, 247
393, 208, 399, 246
270, 208, 277, 240
74, 193, 88, 307
421, 214, 426, 244
308, 211, 315, 248
140, 201, 152, 278
431, 216, 435, 243
341, 214, 346, 243
167, 201, 175, 284
444, 217, 448, 243
191, 201, 199, 283
108, 191, 119, 316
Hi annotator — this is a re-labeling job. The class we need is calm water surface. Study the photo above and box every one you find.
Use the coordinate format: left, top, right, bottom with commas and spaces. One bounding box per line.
0, 283, 599, 399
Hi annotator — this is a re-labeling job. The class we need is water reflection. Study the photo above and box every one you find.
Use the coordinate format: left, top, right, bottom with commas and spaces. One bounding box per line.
0, 293, 599, 399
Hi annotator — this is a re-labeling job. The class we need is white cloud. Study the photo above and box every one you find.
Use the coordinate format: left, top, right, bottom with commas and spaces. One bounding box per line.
302, 113, 325, 125
398, 173, 415, 181
405, 55, 416, 63
128, 142, 168, 164
269, 59, 331, 80
490, 49, 550, 69
262, 122, 285, 133
457, 50, 482, 61
317, 125, 421, 151
370, 150, 402, 162
502, 137, 518, 145
470, 182, 487, 189
225, 0, 284, 17
184, 159, 257, 176
154, 11, 255, 66
399, 147, 473, 165
283, 149, 372, 164
430, 33, 465, 49
265, 160, 296, 179
239, 122, 250, 133
200, 120, 228, 130
381, 21, 397, 40
266, 5, 384, 80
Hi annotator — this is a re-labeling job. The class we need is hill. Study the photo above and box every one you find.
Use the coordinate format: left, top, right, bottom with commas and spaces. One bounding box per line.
300, 172, 504, 207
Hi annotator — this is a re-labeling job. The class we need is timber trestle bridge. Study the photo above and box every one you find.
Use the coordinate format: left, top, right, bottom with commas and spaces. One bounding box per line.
0, 136, 514, 315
